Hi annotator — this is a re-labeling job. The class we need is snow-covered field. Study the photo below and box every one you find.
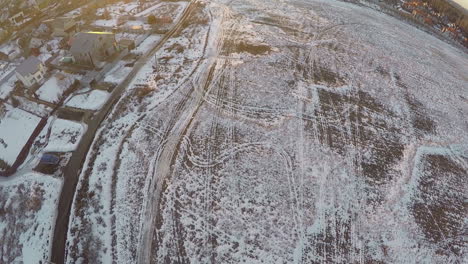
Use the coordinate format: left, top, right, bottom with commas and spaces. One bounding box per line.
103, 62, 133, 84
36, 73, 79, 104
132, 34, 162, 54
96, 1, 139, 16
61, 0, 467, 263
65, 90, 111, 111
135, 1, 188, 22
0, 105, 42, 166
43, 119, 86, 152
0, 172, 61, 263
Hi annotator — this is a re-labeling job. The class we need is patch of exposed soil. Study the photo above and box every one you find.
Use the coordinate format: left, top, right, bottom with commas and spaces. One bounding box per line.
411, 154, 467, 256
315, 89, 404, 185
224, 40, 272, 56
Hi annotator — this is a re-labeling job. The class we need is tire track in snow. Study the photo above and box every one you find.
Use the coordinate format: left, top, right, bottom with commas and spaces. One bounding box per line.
137, 6, 225, 261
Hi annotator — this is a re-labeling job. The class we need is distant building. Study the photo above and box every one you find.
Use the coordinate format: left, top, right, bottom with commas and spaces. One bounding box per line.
69, 32, 117, 67
45, 17, 77, 37
9, 12, 26, 27
15, 56, 47, 87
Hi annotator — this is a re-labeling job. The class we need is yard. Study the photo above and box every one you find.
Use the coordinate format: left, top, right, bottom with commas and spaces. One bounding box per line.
0, 105, 42, 166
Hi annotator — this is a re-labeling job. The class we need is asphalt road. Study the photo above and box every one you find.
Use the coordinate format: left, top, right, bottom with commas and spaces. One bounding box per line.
50, 2, 196, 263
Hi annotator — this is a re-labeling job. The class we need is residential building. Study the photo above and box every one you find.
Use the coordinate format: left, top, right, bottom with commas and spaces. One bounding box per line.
69, 32, 117, 67
15, 56, 47, 87
45, 17, 77, 37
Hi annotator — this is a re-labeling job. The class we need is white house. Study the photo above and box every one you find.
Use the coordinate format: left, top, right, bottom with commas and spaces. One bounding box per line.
15, 56, 47, 87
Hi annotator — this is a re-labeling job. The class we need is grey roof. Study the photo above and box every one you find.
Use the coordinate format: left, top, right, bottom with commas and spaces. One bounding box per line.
16, 56, 42, 76
70, 32, 114, 54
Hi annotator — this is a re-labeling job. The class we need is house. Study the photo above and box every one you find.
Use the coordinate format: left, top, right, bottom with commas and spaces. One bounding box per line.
70, 32, 117, 67
15, 56, 47, 87
45, 17, 77, 37
9, 12, 26, 27
118, 39, 135, 51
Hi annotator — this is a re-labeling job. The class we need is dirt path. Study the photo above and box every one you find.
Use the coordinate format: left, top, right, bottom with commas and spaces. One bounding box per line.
137, 48, 219, 264
136, 7, 224, 260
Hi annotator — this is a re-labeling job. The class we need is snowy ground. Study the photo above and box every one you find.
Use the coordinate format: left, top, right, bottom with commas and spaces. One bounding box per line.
65, 89, 111, 111
96, 1, 140, 17
93, 19, 119, 28
43, 119, 86, 153
0, 105, 42, 166
14, 96, 52, 118
132, 34, 163, 55
103, 61, 133, 84
0, 64, 15, 80
135, 1, 189, 22
64, 0, 467, 263
36, 72, 79, 104
0, 172, 62, 263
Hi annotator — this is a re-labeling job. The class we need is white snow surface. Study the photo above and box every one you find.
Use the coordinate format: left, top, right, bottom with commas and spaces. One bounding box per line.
0, 105, 41, 165
43, 119, 86, 152
36, 73, 79, 103
65, 89, 111, 111
0, 172, 62, 263
93, 19, 119, 28
103, 62, 132, 84
64, 0, 468, 263
132, 35, 162, 54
